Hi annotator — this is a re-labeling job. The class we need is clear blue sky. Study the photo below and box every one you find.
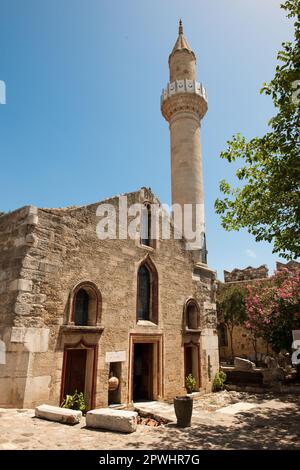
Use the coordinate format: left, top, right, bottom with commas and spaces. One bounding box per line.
0, 0, 294, 279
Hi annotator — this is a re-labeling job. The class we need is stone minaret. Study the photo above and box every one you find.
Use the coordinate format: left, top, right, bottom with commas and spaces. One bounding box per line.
161, 20, 208, 264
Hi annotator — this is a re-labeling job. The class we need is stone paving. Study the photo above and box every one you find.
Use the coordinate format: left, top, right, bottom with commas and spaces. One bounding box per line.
0, 391, 299, 450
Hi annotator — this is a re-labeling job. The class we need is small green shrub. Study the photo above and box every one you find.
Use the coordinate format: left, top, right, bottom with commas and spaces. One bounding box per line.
213, 371, 227, 392
61, 390, 87, 412
185, 373, 197, 393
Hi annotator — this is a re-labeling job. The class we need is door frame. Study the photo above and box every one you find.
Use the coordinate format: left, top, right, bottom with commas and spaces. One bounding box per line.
60, 338, 98, 409
183, 341, 201, 390
128, 333, 163, 404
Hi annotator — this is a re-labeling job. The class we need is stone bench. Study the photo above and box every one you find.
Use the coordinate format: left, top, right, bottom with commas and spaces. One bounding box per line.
86, 408, 138, 433
35, 404, 82, 425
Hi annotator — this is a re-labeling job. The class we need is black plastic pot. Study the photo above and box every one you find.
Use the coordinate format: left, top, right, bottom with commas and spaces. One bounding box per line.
174, 395, 193, 427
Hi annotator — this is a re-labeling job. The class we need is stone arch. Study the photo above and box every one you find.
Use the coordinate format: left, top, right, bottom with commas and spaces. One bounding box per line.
136, 255, 159, 324
183, 298, 200, 330
69, 281, 102, 326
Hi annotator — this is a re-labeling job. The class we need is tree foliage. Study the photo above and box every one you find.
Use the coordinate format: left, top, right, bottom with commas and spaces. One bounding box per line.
217, 283, 247, 358
244, 267, 300, 353
215, 0, 300, 259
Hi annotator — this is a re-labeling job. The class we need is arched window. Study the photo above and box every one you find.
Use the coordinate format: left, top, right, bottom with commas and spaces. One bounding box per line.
141, 204, 152, 247
137, 258, 158, 323
137, 265, 151, 320
184, 299, 200, 331
74, 289, 89, 326
70, 281, 102, 326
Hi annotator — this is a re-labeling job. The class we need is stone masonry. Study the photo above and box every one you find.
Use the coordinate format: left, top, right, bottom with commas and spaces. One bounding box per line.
0, 189, 219, 408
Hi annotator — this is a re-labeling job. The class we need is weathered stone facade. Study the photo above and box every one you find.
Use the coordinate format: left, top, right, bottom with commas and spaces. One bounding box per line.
0, 190, 218, 408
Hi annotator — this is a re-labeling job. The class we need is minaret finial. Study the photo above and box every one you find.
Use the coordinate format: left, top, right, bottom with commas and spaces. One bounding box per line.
179, 19, 183, 35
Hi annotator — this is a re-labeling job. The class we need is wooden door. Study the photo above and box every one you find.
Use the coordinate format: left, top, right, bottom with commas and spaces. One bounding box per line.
64, 349, 87, 397
140, 344, 153, 400
184, 346, 193, 378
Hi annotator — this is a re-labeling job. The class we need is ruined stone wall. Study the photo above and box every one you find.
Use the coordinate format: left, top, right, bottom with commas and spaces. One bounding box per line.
219, 325, 270, 363
224, 265, 269, 283
0, 190, 219, 408
276, 260, 300, 272
219, 263, 278, 363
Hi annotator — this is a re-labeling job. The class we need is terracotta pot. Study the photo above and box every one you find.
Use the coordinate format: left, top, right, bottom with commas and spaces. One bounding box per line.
174, 395, 193, 427
108, 376, 119, 392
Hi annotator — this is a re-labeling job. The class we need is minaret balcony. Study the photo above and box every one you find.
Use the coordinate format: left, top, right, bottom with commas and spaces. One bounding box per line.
160, 79, 207, 105
161, 79, 208, 122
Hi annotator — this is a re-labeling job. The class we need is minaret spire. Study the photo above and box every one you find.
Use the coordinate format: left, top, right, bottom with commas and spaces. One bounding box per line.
179, 19, 183, 35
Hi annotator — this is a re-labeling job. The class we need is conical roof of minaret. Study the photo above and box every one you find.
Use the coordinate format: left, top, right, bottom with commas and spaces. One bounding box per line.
170, 20, 194, 56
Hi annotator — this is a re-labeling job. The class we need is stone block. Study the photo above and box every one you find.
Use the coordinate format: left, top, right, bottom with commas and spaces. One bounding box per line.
234, 357, 255, 371
35, 404, 82, 424
10, 327, 49, 352
86, 408, 138, 433
9, 279, 32, 292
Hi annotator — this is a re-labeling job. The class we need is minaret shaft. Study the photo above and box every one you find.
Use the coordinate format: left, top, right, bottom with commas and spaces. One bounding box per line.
170, 112, 204, 210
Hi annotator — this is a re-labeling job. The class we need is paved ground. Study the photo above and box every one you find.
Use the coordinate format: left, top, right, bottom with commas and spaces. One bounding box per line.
0, 391, 299, 450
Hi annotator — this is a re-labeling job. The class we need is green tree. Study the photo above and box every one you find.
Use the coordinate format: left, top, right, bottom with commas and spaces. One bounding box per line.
217, 284, 247, 360
215, 1, 300, 259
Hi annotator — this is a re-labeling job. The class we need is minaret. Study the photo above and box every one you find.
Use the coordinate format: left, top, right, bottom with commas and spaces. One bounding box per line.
161, 20, 208, 264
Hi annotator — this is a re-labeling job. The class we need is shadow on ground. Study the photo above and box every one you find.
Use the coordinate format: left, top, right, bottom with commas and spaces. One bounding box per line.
127, 395, 300, 450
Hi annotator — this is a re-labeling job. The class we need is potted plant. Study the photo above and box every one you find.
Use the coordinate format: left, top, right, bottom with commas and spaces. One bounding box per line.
61, 390, 87, 413
212, 371, 227, 391
185, 373, 197, 394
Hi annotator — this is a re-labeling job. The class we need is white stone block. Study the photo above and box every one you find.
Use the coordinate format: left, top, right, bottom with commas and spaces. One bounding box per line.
10, 327, 26, 343
27, 214, 38, 225
86, 408, 138, 433
35, 404, 82, 424
27, 205, 38, 216
25, 206, 38, 225
10, 327, 49, 352
9, 279, 32, 292
24, 328, 49, 352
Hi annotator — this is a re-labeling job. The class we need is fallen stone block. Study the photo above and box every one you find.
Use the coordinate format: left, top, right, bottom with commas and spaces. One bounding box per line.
86, 408, 138, 433
35, 404, 82, 424
234, 357, 255, 371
